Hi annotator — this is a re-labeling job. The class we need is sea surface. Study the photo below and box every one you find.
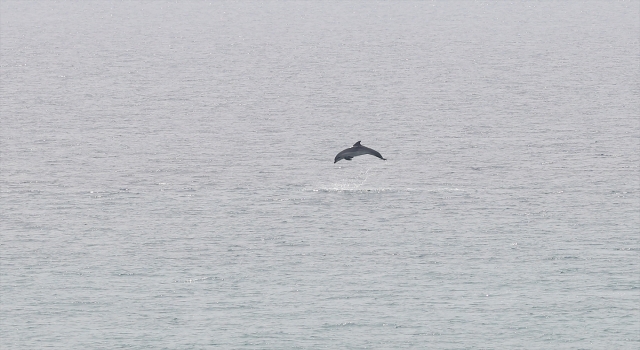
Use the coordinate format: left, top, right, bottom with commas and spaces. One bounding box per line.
1, 1, 638, 349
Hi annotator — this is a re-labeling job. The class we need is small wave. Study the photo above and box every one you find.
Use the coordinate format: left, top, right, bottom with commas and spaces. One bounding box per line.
309, 187, 397, 193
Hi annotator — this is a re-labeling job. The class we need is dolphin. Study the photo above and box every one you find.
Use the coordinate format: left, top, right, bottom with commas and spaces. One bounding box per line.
334, 141, 387, 163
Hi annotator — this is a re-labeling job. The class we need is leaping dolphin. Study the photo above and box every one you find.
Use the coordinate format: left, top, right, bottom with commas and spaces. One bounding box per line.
334, 141, 386, 163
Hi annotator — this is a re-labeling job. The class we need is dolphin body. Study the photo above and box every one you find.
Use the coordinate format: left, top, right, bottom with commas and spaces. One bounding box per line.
334, 141, 386, 163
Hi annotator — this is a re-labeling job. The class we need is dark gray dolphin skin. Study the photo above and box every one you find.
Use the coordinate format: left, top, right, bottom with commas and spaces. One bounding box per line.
334, 141, 387, 163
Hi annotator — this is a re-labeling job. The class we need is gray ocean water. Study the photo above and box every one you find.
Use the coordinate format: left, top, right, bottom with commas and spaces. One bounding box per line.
1, 1, 639, 349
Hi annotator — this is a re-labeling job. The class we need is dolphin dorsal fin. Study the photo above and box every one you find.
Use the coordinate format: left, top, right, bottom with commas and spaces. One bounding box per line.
353, 141, 361, 147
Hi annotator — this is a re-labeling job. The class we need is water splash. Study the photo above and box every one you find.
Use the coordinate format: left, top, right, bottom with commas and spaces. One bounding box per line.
314, 163, 386, 192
